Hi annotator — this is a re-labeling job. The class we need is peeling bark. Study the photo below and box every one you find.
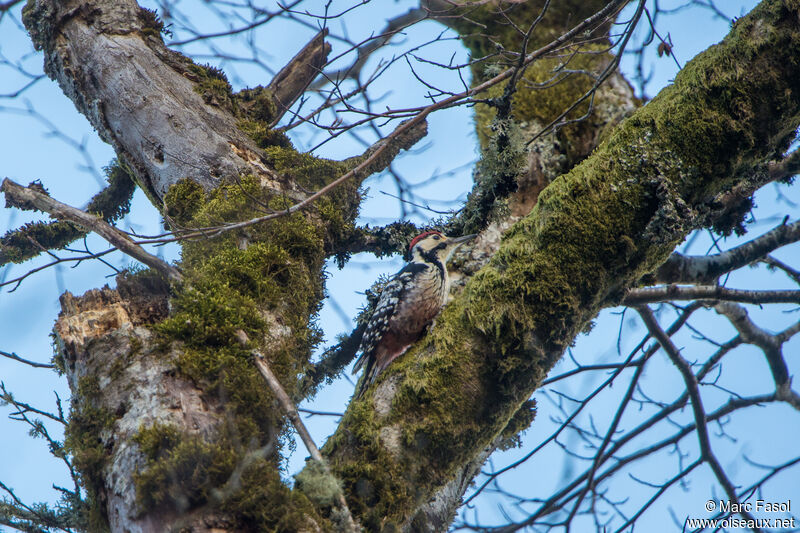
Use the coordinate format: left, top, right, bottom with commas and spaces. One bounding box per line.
55, 281, 236, 532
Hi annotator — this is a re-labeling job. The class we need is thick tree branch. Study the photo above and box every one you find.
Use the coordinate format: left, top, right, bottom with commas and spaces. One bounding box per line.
1, 178, 182, 283
713, 302, 791, 387
23, 0, 277, 199
654, 219, 800, 283
132, 118, 429, 244
767, 148, 800, 181
322, 1, 800, 527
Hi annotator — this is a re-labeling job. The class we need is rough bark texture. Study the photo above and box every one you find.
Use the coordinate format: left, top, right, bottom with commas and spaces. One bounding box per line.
23, 0, 285, 200
412, 1, 638, 526
20, 0, 800, 531
54, 279, 232, 532
24, 0, 376, 531
322, 1, 800, 529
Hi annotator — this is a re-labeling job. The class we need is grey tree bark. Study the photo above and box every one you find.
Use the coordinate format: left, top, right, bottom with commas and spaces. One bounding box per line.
12, 0, 800, 531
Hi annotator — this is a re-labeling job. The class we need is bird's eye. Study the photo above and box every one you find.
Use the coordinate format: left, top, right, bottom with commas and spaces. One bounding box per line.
433, 235, 441, 240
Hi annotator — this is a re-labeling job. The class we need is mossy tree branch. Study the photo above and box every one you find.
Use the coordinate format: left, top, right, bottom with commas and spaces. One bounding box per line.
15, 0, 800, 531
321, 1, 800, 528
0, 161, 135, 266
1, 178, 182, 283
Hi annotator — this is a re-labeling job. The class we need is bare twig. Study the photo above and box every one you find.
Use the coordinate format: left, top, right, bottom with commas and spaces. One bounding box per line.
0, 247, 115, 292
0, 349, 54, 369
309, 8, 428, 90
128, 0, 627, 247
655, 219, 800, 283
1, 178, 182, 283
636, 306, 762, 531
0, 383, 65, 425
763, 255, 800, 284
249, 339, 359, 532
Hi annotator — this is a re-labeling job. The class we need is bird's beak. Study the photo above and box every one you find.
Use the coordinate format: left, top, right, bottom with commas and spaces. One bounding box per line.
448, 233, 477, 245
445, 233, 477, 261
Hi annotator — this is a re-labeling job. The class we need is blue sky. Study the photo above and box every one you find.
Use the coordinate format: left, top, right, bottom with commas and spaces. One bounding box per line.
1, 1, 798, 531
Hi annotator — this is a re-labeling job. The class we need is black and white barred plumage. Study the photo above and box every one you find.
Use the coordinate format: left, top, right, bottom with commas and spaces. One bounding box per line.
352, 230, 475, 398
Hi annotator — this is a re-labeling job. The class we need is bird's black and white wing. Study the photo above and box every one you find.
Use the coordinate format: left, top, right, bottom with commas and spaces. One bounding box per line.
352, 262, 428, 376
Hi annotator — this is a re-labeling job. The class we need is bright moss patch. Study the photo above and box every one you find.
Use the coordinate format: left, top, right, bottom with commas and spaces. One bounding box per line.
238, 118, 293, 150
138, 170, 363, 529
324, 0, 800, 525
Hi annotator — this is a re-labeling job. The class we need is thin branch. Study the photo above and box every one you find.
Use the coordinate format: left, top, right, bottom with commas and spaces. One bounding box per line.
130, 0, 627, 246
636, 306, 762, 531
0, 383, 65, 424
613, 459, 703, 533
0, 247, 115, 292
309, 8, 429, 90
295, 322, 366, 402
624, 285, 800, 305
0, 349, 54, 369
0, 0, 25, 12
763, 255, 800, 284
1, 178, 182, 283
246, 333, 359, 532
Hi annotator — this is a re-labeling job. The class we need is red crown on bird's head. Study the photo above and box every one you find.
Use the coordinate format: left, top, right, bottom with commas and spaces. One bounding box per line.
408, 230, 443, 251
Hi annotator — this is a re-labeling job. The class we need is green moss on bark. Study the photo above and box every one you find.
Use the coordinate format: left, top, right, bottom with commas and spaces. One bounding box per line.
325, 0, 800, 525
133, 423, 236, 509
137, 166, 362, 529
133, 422, 325, 531
1, 160, 135, 266
442, 1, 630, 235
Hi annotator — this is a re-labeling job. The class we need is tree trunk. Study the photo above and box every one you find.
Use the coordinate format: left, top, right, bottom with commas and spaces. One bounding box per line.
322, 1, 800, 529
21, 0, 800, 531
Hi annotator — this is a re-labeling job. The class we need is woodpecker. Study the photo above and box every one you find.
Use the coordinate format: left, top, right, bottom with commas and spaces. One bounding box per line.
352, 230, 476, 397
